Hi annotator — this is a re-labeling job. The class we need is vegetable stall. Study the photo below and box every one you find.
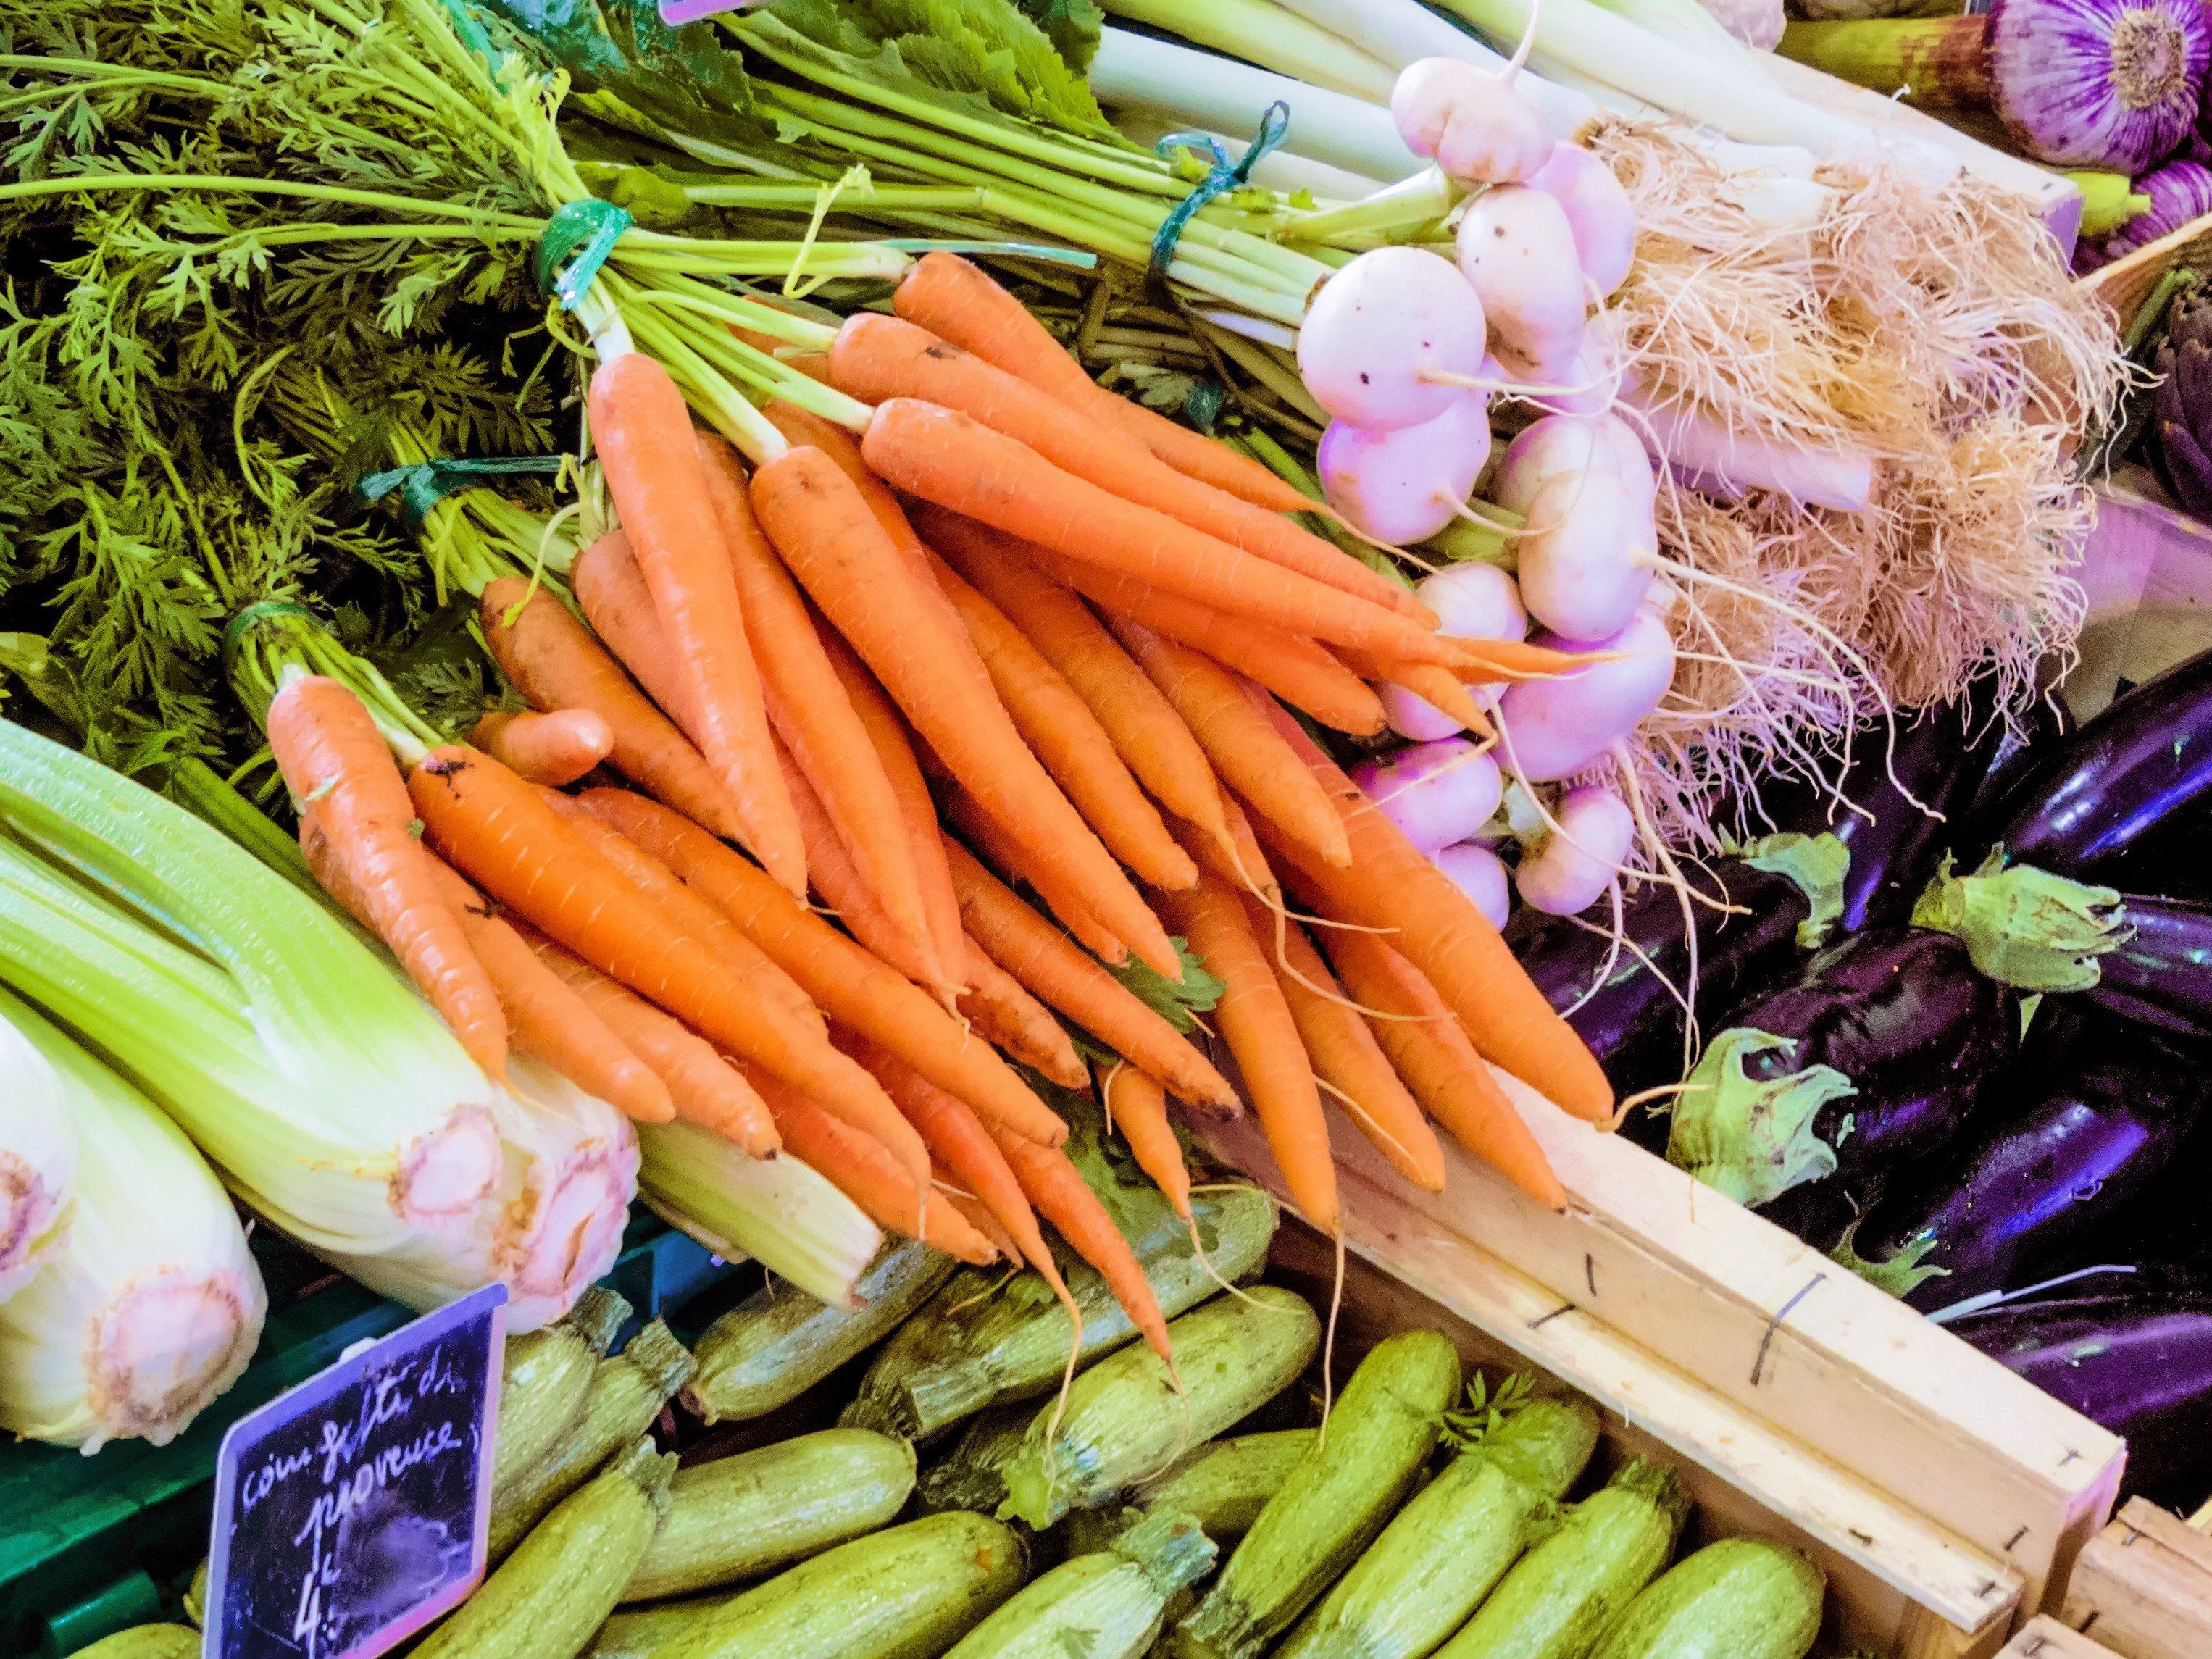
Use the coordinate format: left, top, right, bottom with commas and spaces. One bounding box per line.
0, 0, 2205, 1654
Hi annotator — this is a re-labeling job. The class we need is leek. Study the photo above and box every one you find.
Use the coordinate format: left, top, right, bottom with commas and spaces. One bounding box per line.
1096, 0, 1400, 101
0, 987, 264, 1453
0, 1003, 75, 1302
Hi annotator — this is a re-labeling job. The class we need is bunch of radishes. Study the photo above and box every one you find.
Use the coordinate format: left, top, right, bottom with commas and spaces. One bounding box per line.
1306, 57, 1677, 925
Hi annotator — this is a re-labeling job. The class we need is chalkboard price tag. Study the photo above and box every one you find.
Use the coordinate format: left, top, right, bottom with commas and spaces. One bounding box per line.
204, 1282, 507, 1659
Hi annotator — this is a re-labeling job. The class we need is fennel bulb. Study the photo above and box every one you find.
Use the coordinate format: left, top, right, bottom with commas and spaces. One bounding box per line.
0, 987, 264, 1452
0, 1006, 75, 1301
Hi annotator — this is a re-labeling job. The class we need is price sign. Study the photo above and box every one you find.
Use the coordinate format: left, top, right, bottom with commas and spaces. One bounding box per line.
203, 1283, 506, 1659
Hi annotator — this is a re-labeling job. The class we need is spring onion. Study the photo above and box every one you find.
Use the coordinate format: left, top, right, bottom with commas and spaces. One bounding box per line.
1098, 0, 1399, 100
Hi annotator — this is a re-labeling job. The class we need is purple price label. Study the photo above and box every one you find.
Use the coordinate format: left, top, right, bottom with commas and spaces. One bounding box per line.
203, 1283, 507, 1659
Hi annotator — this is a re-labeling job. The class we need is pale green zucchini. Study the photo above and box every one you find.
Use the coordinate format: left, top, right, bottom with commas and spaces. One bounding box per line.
998, 1287, 1321, 1530
1133, 1430, 1319, 1542
685, 1242, 955, 1424
943, 1508, 1216, 1659
585, 1592, 739, 1659
1433, 1459, 1690, 1659
917, 1403, 1037, 1516
183, 1558, 208, 1627
417, 1436, 675, 1659
1274, 1392, 1601, 1659
70, 1628, 199, 1659
622, 1428, 917, 1602
497, 1287, 628, 1491
1586, 1539, 1824, 1659
650, 1511, 1028, 1659
1173, 1330, 1462, 1659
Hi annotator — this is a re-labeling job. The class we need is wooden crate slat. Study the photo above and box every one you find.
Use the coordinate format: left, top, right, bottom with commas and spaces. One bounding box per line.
2001, 1616, 2127, 1658
2058, 1500, 2212, 1659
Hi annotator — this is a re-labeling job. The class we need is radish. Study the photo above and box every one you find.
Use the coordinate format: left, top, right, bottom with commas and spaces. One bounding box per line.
1350, 738, 1502, 853
1435, 840, 1513, 925
1318, 392, 1490, 543
1390, 57, 1553, 185
1515, 471, 1658, 640
1491, 413, 1655, 515
1418, 560, 1528, 643
1456, 187, 1587, 382
1526, 143, 1636, 298
1515, 786, 1635, 915
1297, 247, 1487, 430
1497, 605, 1675, 782
1378, 681, 1465, 742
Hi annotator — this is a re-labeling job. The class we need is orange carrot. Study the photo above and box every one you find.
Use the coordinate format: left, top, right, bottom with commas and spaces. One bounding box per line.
694, 432, 934, 957
578, 787, 1072, 1148
404, 744, 928, 1180
941, 1179, 1021, 1262
1447, 637, 1616, 680
749, 442, 1182, 980
467, 709, 614, 786
1158, 870, 1338, 1234
940, 784, 1129, 966
944, 838, 1238, 1115
926, 548, 1196, 892
761, 401, 944, 597
891, 251, 1316, 516
958, 937, 1089, 1090
1337, 648, 1495, 737
775, 732, 943, 990
917, 509, 1234, 858
267, 675, 506, 1078
570, 530, 704, 731
861, 399, 1453, 666
741, 1062, 1000, 1263
1259, 708, 1615, 1123
1211, 792, 1280, 900
589, 353, 802, 893
1101, 1061, 1190, 1219
1251, 901, 1446, 1192
480, 573, 749, 843
1109, 617, 1353, 871
830, 313, 1429, 623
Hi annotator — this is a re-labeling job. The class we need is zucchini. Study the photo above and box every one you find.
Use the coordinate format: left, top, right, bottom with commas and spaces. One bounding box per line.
70, 1629, 200, 1659
490, 1321, 695, 1563
1173, 1330, 1462, 1659
650, 1511, 1028, 1659
685, 1242, 955, 1424
847, 1184, 1277, 1439
417, 1435, 675, 1659
917, 1403, 1037, 1516
1433, 1459, 1690, 1659
998, 1287, 1321, 1529
1586, 1539, 1824, 1659
183, 1558, 208, 1627
943, 1508, 1217, 1659
623, 1428, 917, 1602
498, 1287, 628, 1492
1275, 1391, 1601, 1659
1132, 1430, 1319, 1543
585, 1593, 739, 1659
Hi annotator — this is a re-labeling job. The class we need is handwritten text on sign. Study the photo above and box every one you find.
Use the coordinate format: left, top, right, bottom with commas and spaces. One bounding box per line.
205, 1284, 506, 1659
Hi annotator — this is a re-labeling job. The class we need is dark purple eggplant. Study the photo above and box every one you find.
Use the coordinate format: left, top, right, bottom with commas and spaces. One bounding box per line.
1965, 690, 2071, 825
2085, 894, 2212, 1039
1949, 1282, 2212, 1510
1840, 1009, 2212, 1312
1666, 928, 2018, 1209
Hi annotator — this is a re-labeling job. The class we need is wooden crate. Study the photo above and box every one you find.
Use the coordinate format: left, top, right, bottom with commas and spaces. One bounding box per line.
2000, 1616, 2127, 1658
2053, 1499, 2212, 1659
2080, 212, 2212, 339
2066, 467, 2212, 719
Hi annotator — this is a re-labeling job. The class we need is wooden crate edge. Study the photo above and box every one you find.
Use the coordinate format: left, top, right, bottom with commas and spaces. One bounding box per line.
2002, 1615, 2127, 1658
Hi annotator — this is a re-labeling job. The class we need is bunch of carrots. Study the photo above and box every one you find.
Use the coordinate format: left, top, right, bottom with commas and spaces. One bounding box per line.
265, 251, 1614, 1364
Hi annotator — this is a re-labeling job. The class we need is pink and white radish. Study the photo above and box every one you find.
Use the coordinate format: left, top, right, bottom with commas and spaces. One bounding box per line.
1297, 247, 1489, 430
1526, 143, 1636, 298
1496, 605, 1675, 782
1390, 57, 1552, 185
1380, 559, 1528, 739
1350, 737, 1502, 853
1435, 840, 1513, 925
1456, 187, 1587, 383
1515, 471, 1658, 640
1318, 391, 1490, 543
1491, 412, 1655, 515
1514, 786, 1635, 915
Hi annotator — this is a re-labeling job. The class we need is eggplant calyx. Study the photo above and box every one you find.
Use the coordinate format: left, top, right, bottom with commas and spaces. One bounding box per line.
1831, 1224, 1950, 1301
1664, 1029, 1858, 1207
1909, 850, 2127, 992
1739, 832, 1850, 948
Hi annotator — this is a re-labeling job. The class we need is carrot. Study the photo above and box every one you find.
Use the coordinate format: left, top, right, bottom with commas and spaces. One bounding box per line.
1157, 871, 1337, 1232
1447, 637, 1617, 680
776, 732, 944, 991
917, 509, 1235, 859
480, 573, 749, 843
861, 399, 1454, 666
943, 838, 1237, 1115
694, 432, 934, 956
588, 351, 803, 893
761, 401, 942, 593
467, 708, 614, 786
940, 784, 1129, 966
890, 251, 1315, 516
1109, 618, 1352, 871
404, 744, 930, 1182
958, 937, 1089, 1090
1100, 1061, 1190, 1219
1257, 707, 1615, 1123
1302, 906, 1567, 1211
741, 1061, 1000, 1264
577, 786, 1072, 1148
941, 1180, 1022, 1263
1250, 901, 1446, 1192
524, 927, 780, 1153
749, 441, 1182, 980
925, 548, 1196, 892
267, 674, 507, 1078
1337, 648, 1496, 737
830, 313, 1429, 623
1212, 792, 1280, 900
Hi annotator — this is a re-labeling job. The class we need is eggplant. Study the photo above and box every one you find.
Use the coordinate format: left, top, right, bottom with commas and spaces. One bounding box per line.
1840, 1008, 2212, 1313
1964, 691, 2071, 826
1666, 929, 2019, 1211
1948, 1282, 2212, 1510
2085, 894, 2212, 1038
